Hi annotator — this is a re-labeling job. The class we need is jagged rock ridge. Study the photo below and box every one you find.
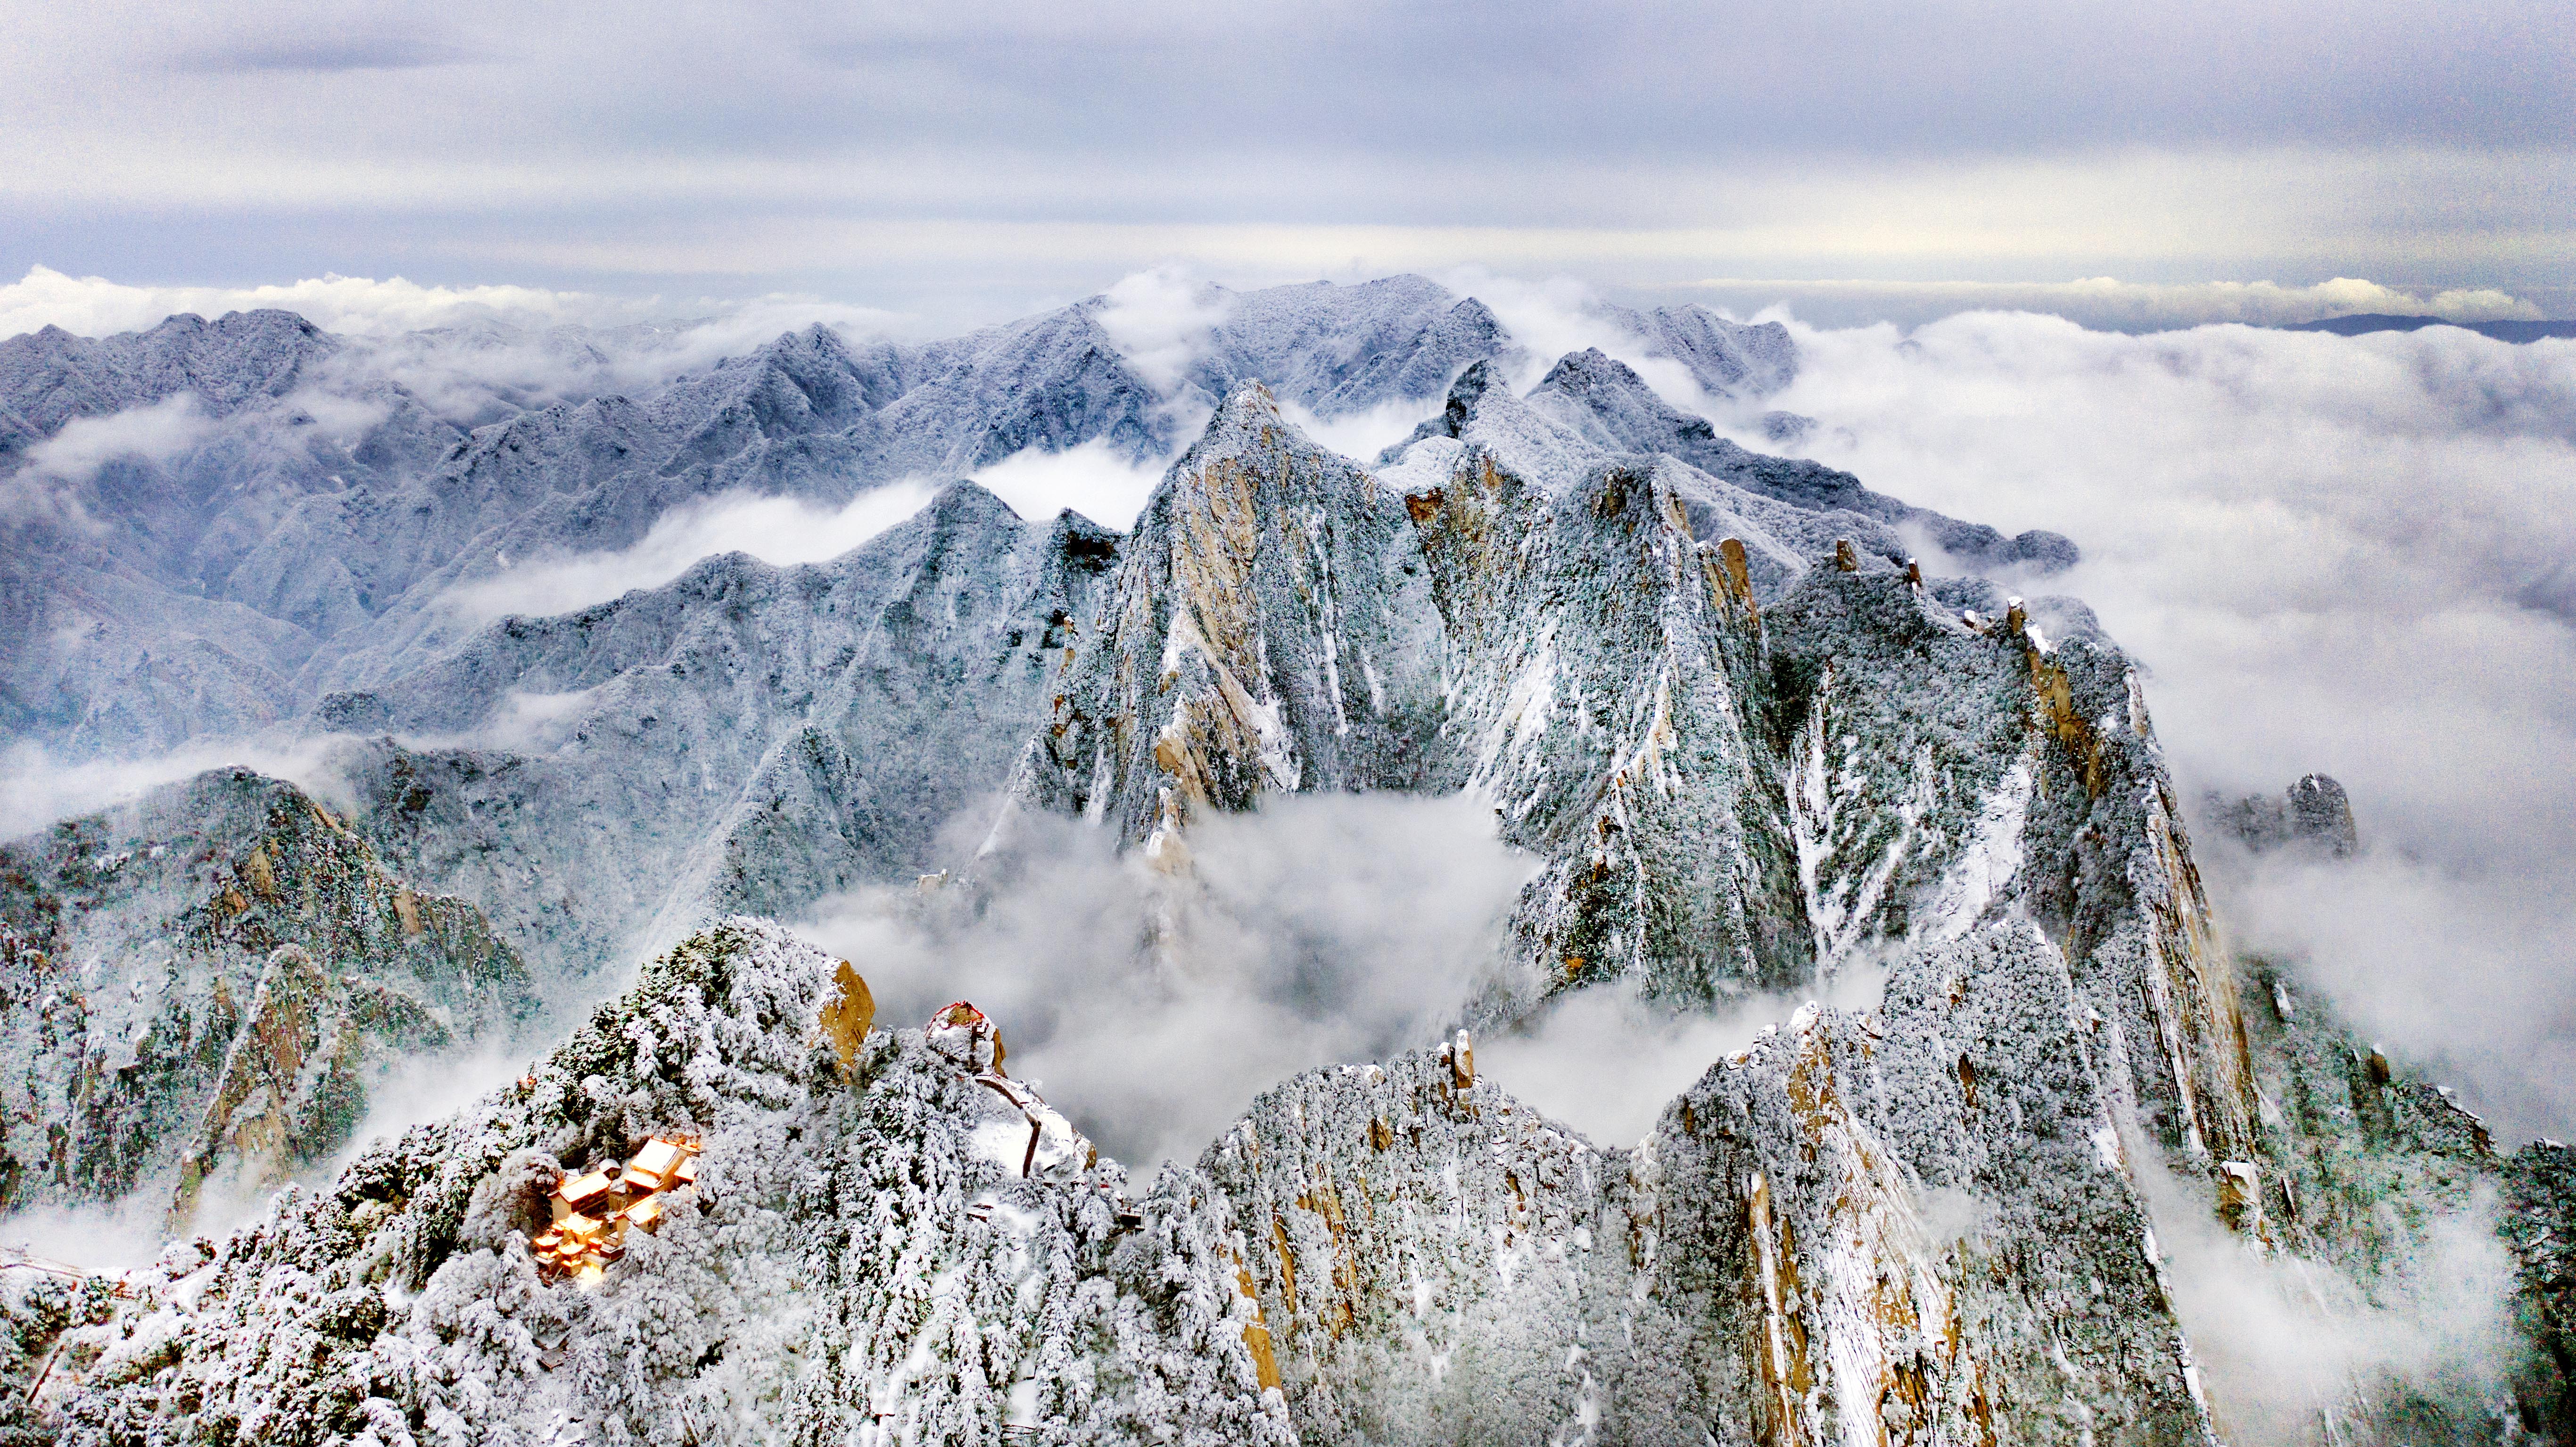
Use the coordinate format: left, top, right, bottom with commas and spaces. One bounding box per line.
12, 921, 1296, 1446
1016, 378, 2234, 1189
1014, 385, 1446, 846
2206, 772, 2361, 859
0, 277, 1795, 764
322, 482, 1121, 978
9, 896, 2554, 1444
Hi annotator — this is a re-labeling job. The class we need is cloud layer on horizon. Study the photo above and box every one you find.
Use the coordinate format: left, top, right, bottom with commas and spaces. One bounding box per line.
1695, 275, 2551, 332
2, 1, 2568, 314
10, 260, 2561, 361
0, 264, 908, 347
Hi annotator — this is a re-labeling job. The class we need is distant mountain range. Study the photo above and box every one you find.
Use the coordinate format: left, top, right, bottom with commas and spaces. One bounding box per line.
2285, 312, 2576, 342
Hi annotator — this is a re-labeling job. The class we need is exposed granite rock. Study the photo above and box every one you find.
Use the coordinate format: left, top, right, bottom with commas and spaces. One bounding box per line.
1404, 446, 1808, 1009
26, 921, 1293, 1447
1012, 384, 1445, 845
0, 770, 531, 1222
1029, 389, 2257, 1186
172, 942, 454, 1228
2226, 953, 2538, 1444
2508, 1142, 2576, 1441
1200, 917, 2214, 1446
0, 918, 2224, 1446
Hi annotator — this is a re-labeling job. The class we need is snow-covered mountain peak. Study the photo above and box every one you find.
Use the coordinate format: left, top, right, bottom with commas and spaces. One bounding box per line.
1185, 377, 1292, 449
1013, 379, 1443, 847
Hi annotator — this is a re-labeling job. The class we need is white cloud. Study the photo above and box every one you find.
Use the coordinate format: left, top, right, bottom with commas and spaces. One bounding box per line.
0, 264, 622, 340
277, 386, 392, 444
1279, 394, 1450, 466
390, 686, 603, 756
2227, 845, 2576, 1145
1477, 967, 1887, 1149
0, 264, 912, 364
800, 790, 1878, 1172
327, 328, 642, 423
443, 481, 939, 623
23, 394, 216, 482
0, 1198, 178, 1276
3, 392, 226, 529
966, 436, 1168, 532
1091, 265, 1232, 396
1439, 268, 1729, 411
0, 734, 360, 844
0, 473, 93, 532
1749, 313, 2576, 1137
2127, 1127, 2516, 1446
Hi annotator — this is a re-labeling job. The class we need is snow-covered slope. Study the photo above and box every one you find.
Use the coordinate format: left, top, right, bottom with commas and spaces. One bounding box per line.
321, 482, 1120, 979
10, 897, 2547, 1444
1592, 296, 1801, 400
1208, 916, 2218, 1446
0, 311, 347, 448
1010, 384, 1446, 846
1430, 348, 2077, 576
1014, 384, 2180, 1083
4, 284, 2568, 1445
1185, 277, 1529, 417
12, 919, 1293, 1445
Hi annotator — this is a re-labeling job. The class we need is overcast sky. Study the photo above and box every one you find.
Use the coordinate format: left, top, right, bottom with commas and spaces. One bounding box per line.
2, 0, 2569, 329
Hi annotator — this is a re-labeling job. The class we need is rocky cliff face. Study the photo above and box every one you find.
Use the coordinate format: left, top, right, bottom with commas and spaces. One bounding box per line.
2509, 1143, 2576, 1441
1404, 444, 1807, 1009
1018, 376, 2248, 1162
0, 770, 531, 1225
2206, 773, 2361, 860
13, 921, 1294, 1447
1389, 352, 2076, 584
1012, 385, 1446, 847
1200, 916, 2220, 1447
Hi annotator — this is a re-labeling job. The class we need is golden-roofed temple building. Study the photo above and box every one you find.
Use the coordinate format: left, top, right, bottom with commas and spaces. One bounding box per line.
531, 1133, 701, 1286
